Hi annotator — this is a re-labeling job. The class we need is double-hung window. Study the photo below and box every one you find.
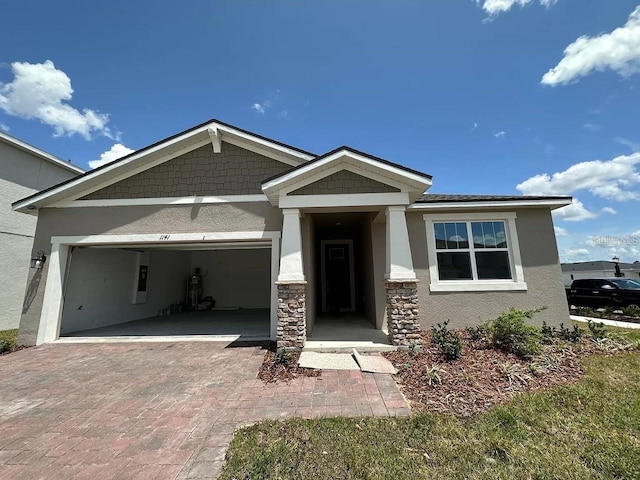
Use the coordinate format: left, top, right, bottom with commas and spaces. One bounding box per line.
424, 213, 527, 292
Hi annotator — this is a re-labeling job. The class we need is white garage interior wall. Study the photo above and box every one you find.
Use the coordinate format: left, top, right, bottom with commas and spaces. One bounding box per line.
191, 249, 271, 309
60, 247, 271, 335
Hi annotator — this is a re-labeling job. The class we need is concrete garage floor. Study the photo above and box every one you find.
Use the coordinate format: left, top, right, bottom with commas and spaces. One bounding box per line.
62, 309, 270, 340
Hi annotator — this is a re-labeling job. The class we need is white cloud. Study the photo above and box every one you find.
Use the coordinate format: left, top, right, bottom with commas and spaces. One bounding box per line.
542, 6, 640, 86
471, 122, 479, 132
554, 226, 568, 236
516, 152, 640, 202
615, 137, 640, 151
494, 131, 506, 138
583, 123, 601, 132
0, 60, 113, 140
0, 122, 8, 132
602, 207, 618, 215
553, 199, 597, 222
277, 109, 289, 119
251, 102, 269, 114
88, 143, 135, 169
476, 0, 558, 17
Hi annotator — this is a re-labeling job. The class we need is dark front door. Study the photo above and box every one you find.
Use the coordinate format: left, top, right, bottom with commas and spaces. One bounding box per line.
322, 241, 354, 312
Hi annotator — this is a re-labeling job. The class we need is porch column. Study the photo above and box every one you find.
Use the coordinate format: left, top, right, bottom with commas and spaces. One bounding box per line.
384, 206, 421, 347
277, 208, 306, 349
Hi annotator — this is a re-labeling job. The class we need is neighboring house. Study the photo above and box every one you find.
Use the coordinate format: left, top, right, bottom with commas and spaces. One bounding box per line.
0, 131, 84, 331
13, 120, 571, 348
562, 261, 640, 286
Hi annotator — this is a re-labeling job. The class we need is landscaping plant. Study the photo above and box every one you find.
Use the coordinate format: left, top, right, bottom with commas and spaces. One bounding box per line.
587, 320, 608, 340
431, 321, 462, 360
487, 307, 544, 358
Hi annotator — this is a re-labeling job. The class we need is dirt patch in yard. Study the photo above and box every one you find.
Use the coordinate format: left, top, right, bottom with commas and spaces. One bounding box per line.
258, 348, 321, 383
383, 330, 632, 417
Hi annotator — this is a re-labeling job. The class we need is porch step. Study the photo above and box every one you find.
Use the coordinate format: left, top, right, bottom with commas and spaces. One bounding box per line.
303, 341, 397, 353
298, 349, 398, 374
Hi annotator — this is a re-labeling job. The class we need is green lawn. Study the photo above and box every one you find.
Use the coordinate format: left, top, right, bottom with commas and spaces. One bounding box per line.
220, 351, 640, 480
0, 329, 18, 350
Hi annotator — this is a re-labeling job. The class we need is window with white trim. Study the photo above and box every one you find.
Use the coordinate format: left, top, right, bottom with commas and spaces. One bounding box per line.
423, 213, 527, 292
434, 221, 511, 281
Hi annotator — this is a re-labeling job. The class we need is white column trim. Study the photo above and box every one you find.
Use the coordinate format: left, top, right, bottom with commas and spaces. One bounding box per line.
270, 236, 280, 340
37, 243, 69, 345
385, 205, 417, 281
278, 209, 306, 282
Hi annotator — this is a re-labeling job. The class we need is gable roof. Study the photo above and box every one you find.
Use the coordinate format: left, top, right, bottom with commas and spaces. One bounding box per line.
261, 146, 433, 205
12, 119, 316, 213
0, 131, 85, 175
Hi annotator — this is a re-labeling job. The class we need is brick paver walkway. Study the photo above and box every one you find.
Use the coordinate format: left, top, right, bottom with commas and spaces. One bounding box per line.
0, 342, 409, 479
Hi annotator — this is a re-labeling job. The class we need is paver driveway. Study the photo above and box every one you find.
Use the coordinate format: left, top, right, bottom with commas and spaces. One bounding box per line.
0, 342, 409, 479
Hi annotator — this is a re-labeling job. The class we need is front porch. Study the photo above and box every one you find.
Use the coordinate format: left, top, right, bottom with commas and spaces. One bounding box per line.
263, 147, 432, 350
305, 314, 395, 352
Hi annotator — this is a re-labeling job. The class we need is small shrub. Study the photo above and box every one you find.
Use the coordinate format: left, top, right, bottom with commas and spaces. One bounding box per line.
488, 307, 544, 358
423, 364, 446, 386
530, 353, 563, 376
0, 339, 12, 354
274, 347, 293, 365
541, 321, 556, 341
623, 306, 640, 317
587, 320, 608, 340
408, 340, 421, 357
431, 321, 463, 360
466, 324, 489, 342
499, 362, 531, 386
560, 324, 583, 343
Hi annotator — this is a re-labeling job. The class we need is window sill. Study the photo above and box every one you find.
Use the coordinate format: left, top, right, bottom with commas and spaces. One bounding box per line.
429, 282, 528, 292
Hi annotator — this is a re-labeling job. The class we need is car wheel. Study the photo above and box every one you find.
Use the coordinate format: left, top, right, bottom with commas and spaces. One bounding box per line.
627, 303, 640, 310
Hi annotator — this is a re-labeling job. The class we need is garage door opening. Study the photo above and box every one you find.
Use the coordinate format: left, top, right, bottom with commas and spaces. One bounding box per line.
59, 245, 272, 340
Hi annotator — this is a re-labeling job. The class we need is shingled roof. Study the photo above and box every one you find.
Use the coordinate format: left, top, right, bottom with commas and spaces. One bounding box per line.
415, 194, 572, 203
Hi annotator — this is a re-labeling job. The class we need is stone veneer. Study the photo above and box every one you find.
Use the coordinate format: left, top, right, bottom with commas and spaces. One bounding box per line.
385, 281, 422, 346
276, 282, 306, 349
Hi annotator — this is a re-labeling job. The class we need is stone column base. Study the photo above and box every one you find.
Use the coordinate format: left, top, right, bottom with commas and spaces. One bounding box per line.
276, 281, 307, 350
385, 280, 422, 347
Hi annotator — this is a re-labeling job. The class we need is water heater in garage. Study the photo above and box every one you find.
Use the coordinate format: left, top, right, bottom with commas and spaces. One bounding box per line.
186, 268, 203, 311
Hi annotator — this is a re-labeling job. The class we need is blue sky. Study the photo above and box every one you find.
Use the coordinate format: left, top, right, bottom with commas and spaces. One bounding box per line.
1, 0, 639, 262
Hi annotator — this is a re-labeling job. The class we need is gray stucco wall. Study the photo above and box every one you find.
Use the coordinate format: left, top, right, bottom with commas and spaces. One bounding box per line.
289, 169, 400, 196
0, 141, 79, 330
17, 202, 282, 345
82, 142, 291, 199
407, 208, 570, 329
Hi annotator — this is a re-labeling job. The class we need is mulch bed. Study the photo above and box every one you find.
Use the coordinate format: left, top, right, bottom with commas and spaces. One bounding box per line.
383, 330, 608, 417
258, 349, 321, 383
0, 345, 29, 357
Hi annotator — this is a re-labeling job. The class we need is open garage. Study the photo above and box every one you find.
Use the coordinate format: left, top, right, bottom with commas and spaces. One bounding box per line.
55, 239, 276, 341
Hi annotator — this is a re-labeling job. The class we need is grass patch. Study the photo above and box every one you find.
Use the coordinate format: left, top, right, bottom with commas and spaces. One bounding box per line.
0, 329, 18, 354
220, 353, 640, 480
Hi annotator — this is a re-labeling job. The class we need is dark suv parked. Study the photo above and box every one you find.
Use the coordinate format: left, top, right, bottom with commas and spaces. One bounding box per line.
567, 278, 640, 309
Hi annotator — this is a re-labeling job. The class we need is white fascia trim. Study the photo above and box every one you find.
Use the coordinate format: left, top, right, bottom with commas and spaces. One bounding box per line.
422, 212, 517, 221
13, 121, 313, 212
423, 211, 527, 292
430, 282, 528, 292
51, 194, 269, 208
51, 231, 281, 246
279, 192, 410, 209
262, 150, 432, 192
216, 123, 314, 163
409, 199, 572, 211
0, 131, 85, 175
